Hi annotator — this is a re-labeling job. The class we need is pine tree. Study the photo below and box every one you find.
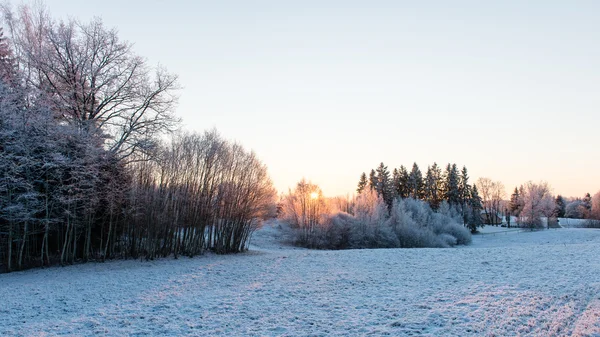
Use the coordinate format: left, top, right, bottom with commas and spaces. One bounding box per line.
356, 172, 368, 194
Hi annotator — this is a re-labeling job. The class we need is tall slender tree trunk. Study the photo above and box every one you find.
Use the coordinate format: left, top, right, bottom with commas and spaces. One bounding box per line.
103, 208, 113, 261
18, 221, 28, 269
42, 194, 50, 266
84, 214, 91, 262
72, 224, 77, 264
7, 221, 13, 272
60, 218, 70, 266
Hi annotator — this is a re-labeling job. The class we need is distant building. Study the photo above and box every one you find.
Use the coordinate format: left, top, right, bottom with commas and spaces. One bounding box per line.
481, 211, 503, 225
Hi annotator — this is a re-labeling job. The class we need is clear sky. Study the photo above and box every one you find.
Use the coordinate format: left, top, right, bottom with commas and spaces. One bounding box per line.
22, 0, 600, 198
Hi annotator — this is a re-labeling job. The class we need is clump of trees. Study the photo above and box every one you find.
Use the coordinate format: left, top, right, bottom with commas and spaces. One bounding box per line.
357, 162, 483, 232
555, 192, 598, 220
0, 5, 275, 273
280, 183, 471, 249
507, 184, 600, 230
507, 181, 556, 229
552, 191, 600, 228
124, 131, 276, 258
280, 179, 328, 247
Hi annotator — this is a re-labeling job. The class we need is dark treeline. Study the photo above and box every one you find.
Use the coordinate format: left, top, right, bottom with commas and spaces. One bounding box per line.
0, 6, 275, 272
357, 162, 483, 232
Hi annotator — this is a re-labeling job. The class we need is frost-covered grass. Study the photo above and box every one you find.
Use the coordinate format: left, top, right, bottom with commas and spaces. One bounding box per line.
1, 223, 599, 336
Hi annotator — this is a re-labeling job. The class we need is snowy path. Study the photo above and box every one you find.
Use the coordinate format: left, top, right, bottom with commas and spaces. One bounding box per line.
1, 227, 600, 336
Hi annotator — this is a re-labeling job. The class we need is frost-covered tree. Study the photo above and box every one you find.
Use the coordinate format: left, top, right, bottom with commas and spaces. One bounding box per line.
519, 181, 554, 229
591, 191, 600, 220
0, 28, 17, 85
0, 76, 72, 270
3, 5, 180, 161
353, 188, 389, 246
281, 179, 327, 246
388, 198, 471, 248
0, 5, 276, 272
565, 199, 586, 219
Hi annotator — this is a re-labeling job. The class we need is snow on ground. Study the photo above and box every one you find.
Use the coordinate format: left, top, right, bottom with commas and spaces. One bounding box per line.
1, 222, 600, 336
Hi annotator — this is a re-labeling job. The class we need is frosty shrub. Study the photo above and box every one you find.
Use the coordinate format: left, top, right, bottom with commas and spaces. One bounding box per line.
388, 199, 471, 247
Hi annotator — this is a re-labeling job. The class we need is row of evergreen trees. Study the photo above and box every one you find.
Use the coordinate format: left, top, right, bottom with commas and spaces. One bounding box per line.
356, 162, 484, 232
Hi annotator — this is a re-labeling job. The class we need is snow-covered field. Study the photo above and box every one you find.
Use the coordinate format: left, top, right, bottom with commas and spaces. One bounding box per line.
1, 223, 600, 336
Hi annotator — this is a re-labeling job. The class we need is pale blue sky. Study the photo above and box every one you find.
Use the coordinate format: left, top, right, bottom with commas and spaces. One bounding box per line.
28, 0, 600, 197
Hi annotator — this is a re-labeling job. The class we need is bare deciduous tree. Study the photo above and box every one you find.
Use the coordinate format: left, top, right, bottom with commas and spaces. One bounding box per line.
3, 4, 180, 161
519, 181, 554, 229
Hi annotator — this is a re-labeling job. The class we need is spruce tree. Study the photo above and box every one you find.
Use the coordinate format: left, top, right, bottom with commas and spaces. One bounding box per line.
408, 162, 424, 200
392, 168, 400, 199
375, 162, 393, 207
398, 165, 410, 199
356, 172, 368, 194
444, 163, 460, 205
468, 185, 484, 232
432, 163, 443, 204
368, 169, 377, 191
424, 164, 442, 209
554, 195, 566, 218
458, 166, 471, 222
583, 193, 592, 215
509, 187, 521, 216
459, 166, 471, 204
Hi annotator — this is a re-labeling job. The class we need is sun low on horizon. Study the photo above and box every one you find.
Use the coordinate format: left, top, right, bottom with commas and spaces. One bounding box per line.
2, 2, 600, 336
